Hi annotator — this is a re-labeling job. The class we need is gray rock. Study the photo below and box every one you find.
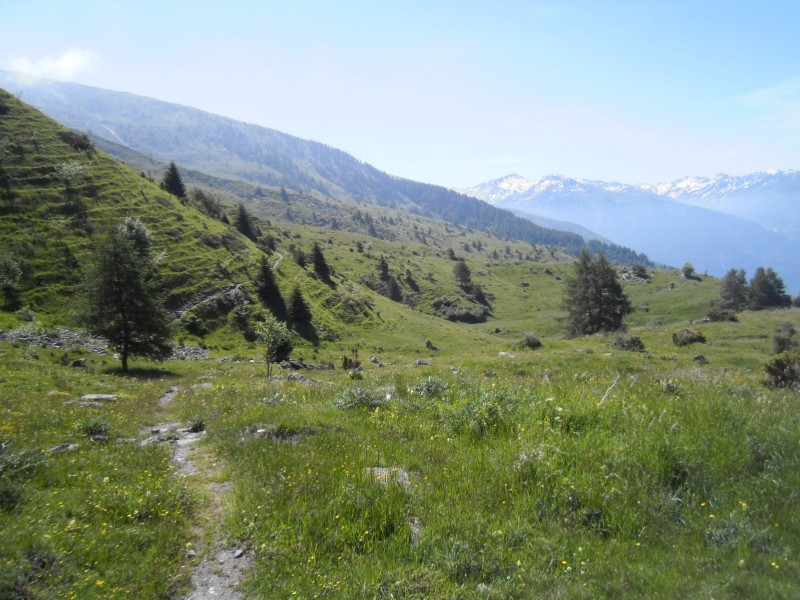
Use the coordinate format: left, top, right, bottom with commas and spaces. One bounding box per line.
81, 394, 118, 402
286, 372, 314, 384
415, 359, 431, 366
48, 443, 79, 455
365, 467, 413, 493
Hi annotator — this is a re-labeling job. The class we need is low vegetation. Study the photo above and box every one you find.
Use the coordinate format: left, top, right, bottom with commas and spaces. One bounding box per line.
1, 86, 799, 599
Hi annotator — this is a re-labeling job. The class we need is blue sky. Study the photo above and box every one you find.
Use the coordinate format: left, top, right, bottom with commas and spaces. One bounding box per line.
2, 0, 799, 187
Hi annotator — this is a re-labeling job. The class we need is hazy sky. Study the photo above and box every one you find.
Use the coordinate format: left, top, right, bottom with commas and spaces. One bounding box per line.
2, 0, 799, 187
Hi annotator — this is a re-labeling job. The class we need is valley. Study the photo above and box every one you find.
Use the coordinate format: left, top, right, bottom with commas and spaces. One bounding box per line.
1, 84, 799, 599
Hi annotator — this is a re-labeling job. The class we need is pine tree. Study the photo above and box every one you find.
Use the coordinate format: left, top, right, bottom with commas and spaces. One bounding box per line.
453, 259, 472, 287
161, 161, 186, 198
312, 243, 331, 282
718, 268, 748, 310
377, 255, 390, 281
289, 285, 312, 328
386, 276, 403, 302
82, 218, 172, 372
749, 267, 791, 310
236, 203, 257, 241
562, 250, 631, 336
256, 256, 287, 321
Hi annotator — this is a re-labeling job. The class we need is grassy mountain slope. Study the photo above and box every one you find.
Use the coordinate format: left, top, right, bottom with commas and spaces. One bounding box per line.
3, 88, 800, 600
0, 89, 263, 327
0, 72, 648, 264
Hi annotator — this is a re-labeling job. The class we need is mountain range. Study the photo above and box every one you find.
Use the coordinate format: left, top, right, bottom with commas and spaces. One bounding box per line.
3, 69, 796, 289
463, 172, 800, 291
0, 69, 645, 264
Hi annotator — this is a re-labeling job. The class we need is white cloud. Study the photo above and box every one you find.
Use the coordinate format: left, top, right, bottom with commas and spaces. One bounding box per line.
9, 49, 101, 82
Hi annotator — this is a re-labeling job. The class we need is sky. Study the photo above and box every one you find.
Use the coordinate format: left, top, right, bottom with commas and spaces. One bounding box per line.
2, 0, 799, 188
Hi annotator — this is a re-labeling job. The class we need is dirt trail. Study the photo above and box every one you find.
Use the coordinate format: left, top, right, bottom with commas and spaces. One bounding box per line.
148, 387, 251, 600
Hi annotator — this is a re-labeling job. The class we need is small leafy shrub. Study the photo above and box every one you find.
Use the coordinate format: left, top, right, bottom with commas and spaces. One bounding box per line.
763, 349, 800, 389
672, 328, 706, 346
772, 322, 797, 354
0, 478, 22, 511
432, 297, 489, 323
0, 440, 39, 480
521, 332, 542, 349
77, 416, 110, 442
610, 333, 644, 352
57, 130, 95, 155
706, 308, 738, 322
448, 389, 518, 437
333, 386, 387, 410
408, 376, 447, 397
0, 440, 39, 511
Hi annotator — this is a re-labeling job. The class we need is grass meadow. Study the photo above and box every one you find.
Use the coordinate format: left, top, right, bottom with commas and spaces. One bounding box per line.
2, 307, 798, 599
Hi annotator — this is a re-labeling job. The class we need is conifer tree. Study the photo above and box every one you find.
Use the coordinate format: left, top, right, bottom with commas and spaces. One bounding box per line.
453, 259, 472, 287
718, 268, 748, 311
562, 250, 631, 336
161, 161, 186, 198
256, 256, 287, 321
312, 242, 331, 282
236, 202, 257, 241
749, 267, 791, 310
386, 276, 403, 302
289, 285, 312, 328
82, 217, 172, 372
377, 255, 390, 281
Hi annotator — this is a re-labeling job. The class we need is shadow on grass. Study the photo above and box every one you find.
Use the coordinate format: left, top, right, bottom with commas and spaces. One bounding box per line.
103, 366, 179, 379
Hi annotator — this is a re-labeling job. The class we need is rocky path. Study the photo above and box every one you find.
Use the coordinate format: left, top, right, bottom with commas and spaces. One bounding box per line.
147, 386, 251, 599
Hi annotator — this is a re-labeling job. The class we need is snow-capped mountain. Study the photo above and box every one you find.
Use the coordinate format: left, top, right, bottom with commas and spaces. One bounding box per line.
463, 173, 800, 291
642, 170, 800, 236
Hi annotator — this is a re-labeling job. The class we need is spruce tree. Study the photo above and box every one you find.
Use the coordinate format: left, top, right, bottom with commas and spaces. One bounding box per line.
718, 268, 748, 311
161, 161, 186, 198
236, 203, 257, 241
289, 285, 312, 328
563, 250, 631, 336
749, 267, 791, 310
82, 218, 172, 372
386, 276, 403, 302
256, 256, 287, 321
453, 259, 472, 287
312, 243, 331, 282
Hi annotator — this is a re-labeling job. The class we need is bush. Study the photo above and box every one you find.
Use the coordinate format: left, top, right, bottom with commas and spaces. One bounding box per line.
57, 130, 95, 155
333, 386, 387, 410
706, 308, 738, 322
77, 417, 110, 442
773, 322, 797, 354
763, 349, 800, 389
672, 328, 706, 346
521, 332, 542, 349
432, 297, 489, 323
611, 333, 645, 351
408, 376, 447, 397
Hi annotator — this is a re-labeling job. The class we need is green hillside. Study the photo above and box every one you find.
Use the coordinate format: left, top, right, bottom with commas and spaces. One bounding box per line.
0, 72, 649, 264
2, 88, 799, 599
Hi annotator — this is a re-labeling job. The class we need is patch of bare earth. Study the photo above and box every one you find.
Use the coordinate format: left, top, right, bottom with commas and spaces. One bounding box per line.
146, 387, 251, 599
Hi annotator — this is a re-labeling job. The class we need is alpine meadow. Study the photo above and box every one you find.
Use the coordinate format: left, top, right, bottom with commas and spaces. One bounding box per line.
1, 63, 800, 600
